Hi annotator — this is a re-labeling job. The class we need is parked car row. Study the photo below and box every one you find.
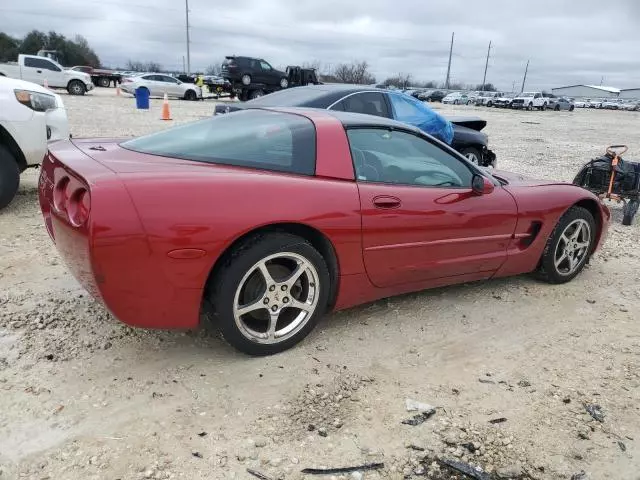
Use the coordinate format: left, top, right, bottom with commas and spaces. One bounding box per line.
574, 98, 639, 110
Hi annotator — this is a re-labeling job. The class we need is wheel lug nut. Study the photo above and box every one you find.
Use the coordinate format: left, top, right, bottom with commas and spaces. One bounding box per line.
271, 305, 278, 312
269, 285, 276, 292
283, 297, 289, 304
263, 298, 269, 304
281, 285, 287, 291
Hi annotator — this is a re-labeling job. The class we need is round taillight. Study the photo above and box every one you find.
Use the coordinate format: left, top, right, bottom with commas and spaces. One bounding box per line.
53, 176, 70, 212
67, 188, 91, 226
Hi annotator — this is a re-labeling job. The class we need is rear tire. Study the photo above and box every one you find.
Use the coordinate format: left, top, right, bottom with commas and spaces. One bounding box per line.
98, 77, 111, 88
67, 80, 86, 96
486, 101, 493, 107
536, 206, 596, 284
249, 89, 264, 99
569, 105, 575, 111
205, 232, 331, 356
554, 105, 560, 111
279, 77, 289, 89
461, 147, 482, 166
241, 74, 251, 86
184, 89, 197, 101
0, 145, 20, 210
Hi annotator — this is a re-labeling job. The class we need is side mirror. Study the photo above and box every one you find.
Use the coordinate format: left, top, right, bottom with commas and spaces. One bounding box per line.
472, 174, 495, 195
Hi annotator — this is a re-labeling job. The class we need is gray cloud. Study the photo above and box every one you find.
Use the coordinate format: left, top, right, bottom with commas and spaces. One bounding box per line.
3, 0, 640, 90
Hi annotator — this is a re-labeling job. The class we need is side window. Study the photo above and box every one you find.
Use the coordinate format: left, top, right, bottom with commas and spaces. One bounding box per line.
260, 61, 272, 71
24, 57, 61, 71
346, 128, 473, 188
341, 92, 391, 118
160, 75, 178, 83
534, 93, 542, 99
329, 100, 345, 111
142, 75, 158, 81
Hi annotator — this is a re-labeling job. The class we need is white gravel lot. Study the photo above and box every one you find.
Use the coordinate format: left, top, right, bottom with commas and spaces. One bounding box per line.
0, 88, 639, 480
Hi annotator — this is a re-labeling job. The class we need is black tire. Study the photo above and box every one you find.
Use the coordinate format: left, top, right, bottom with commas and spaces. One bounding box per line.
569, 105, 575, 111
453, 99, 459, 105
623, 200, 639, 226
554, 105, 560, 111
184, 89, 197, 101
528, 102, 533, 111
206, 232, 331, 356
249, 89, 264, 100
279, 77, 289, 89
466, 100, 472, 105
536, 206, 596, 284
241, 74, 251, 86
486, 101, 493, 107
98, 77, 111, 88
461, 147, 482, 166
540, 103, 547, 111
0, 145, 20, 210
67, 80, 86, 96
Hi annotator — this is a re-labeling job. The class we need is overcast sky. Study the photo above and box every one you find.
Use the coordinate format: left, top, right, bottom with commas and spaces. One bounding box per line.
3, 0, 640, 91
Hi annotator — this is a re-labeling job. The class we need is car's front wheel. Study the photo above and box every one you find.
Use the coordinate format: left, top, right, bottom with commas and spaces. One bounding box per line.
280, 77, 289, 89
241, 74, 252, 86
206, 232, 331, 355
537, 206, 596, 284
461, 147, 482, 165
0, 145, 20, 210
67, 80, 86, 95
184, 89, 198, 101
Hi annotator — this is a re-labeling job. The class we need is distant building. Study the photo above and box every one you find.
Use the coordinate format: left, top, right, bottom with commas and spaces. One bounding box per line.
551, 85, 620, 98
619, 88, 640, 99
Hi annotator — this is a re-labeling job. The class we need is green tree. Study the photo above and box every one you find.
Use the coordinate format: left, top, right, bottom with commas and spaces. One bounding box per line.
0, 33, 20, 62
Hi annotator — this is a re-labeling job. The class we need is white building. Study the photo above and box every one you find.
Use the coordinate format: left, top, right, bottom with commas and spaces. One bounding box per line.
551, 85, 620, 98
619, 88, 640, 99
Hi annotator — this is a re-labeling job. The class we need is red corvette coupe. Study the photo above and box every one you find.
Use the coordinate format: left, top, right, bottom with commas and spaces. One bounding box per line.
39, 108, 610, 355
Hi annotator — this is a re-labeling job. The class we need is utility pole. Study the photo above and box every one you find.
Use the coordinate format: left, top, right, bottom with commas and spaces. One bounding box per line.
481, 40, 491, 91
182, 56, 186, 74
600, 76, 604, 86
512, 80, 516, 93
445, 32, 454, 90
521, 60, 529, 93
185, 0, 191, 75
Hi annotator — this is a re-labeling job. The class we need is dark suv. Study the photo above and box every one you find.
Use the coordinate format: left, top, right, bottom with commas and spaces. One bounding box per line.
221, 56, 289, 89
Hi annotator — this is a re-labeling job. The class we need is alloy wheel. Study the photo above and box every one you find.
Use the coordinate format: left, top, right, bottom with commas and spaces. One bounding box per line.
233, 252, 320, 344
553, 219, 591, 276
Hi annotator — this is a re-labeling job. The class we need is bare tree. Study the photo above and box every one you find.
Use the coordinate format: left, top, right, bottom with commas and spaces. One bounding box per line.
205, 63, 223, 76
332, 60, 376, 85
383, 73, 412, 89
125, 60, 163, 72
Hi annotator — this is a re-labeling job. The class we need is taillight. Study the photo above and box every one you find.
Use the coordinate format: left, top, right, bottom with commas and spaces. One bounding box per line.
67, 188, 91, 226
53, 176, 70, 211
53, 175, 90, 226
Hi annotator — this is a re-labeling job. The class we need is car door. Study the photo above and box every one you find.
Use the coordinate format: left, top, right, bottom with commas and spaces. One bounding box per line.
157, 75, 181, 97
258, 60, 278, 85
346, 127, 518, 288
22, 57, 65, 87
140, 75, 160, 96
330, 92, 392, 118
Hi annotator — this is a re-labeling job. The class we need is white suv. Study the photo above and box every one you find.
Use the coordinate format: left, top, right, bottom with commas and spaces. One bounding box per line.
0, 76, 69, 209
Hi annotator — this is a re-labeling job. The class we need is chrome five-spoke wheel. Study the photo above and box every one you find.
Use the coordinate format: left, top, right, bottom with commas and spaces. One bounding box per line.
234, 253, 320, 344
207, 232, 330, 355
553, 219, 591, 276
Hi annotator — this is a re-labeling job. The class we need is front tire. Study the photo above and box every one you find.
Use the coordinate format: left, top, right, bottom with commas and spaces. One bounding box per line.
184, 89, 197, 101
241, 74, 252, 86
279, 77, 289, 89
623, 199, 639, 226
249, 89, 264, 99
0, 145, 20, 210
205, 233, 331, 356
461, 147, 482, 166
528, 102, 533, 111
98, 77, 111, 88
537, 206, 596, 284
67, 80, 86, 95
453, 99, 459, 105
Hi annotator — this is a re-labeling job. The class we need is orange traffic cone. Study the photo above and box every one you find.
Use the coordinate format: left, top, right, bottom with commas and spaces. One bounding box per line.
161, 92, 172, 121
43, 78, 49, 89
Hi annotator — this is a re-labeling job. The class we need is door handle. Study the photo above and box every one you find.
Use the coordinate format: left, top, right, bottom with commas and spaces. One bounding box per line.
373, 195, 401, 209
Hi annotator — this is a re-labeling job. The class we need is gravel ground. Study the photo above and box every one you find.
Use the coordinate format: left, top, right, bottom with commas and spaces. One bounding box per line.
0, 88, 639, 480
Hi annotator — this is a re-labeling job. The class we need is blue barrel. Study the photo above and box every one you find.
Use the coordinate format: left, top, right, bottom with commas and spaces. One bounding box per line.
135, 87, 150, 109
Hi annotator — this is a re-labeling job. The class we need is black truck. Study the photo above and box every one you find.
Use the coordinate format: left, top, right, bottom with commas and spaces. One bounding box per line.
221, 55, 320, 100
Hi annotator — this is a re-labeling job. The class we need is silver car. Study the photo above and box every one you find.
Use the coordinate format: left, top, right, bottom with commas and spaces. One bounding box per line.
120, 73, 202, 100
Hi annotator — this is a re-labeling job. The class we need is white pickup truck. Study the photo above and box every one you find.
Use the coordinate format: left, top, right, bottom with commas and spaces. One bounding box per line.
0, 54, 94, 96
510, 91, 552, 111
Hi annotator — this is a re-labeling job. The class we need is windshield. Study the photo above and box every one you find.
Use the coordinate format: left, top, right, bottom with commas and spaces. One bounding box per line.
121, 110, 316, 176
522, 92, 536, 96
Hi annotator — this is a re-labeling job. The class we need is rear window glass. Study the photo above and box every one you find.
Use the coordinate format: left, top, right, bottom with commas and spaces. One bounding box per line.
120, 110, 316, 176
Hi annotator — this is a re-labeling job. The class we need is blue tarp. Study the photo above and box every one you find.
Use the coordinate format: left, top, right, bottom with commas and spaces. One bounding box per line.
390, 93, 454, 145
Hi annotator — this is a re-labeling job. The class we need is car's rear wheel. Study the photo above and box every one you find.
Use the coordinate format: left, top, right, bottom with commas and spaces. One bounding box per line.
461, 147, 482, 165
554, 105, 560, 111
537, 206, 595, 284
453, 99, 459, 105
206, 232, 330, 356
623, 199, 639, 226
98, 77, 111, 88
0, 145, 20, 210
67, 80, 86, 96
466, 100, 472, 105
569, 105, 575, 111
279, 77, 289, 89
486, 101, 493, 107
249, 89, 264, 99
241, 74, 252, 86
184, 89, 197, 101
